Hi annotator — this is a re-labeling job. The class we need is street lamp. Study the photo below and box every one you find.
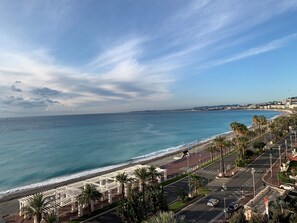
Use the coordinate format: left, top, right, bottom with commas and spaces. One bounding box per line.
290, 135, 293, 150
294, 131, 297, 144
285, 140, 288, 158
187, 152, 191, 197
270, 154, 272, 178
278, 146, 282, 168
251, 168, 256, 198
222, 183, 227, 219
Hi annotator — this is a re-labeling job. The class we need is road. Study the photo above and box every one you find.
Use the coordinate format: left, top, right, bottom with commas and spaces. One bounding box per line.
176, 133, 293, 222
84, 132, 296, 222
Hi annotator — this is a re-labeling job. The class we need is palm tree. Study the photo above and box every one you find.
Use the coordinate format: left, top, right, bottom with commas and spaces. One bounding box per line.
236, 136, 248, 159
116, 172, 133, 199
77, 183, 103, 214
253, 115, 267, 136
44, 212, 58, 223
214, 136, 227, 177
148, 166, 162, 184
176, 187, 188, 202
145, 211, 185, 223
230, 122, 248, 137
189, 174, 203, 196
206, 145, 217, 162
134, 167, 150, 213
134, 167, 149, 192
228, 209, 247, 223
22, 193, 51, 223
146, 185, 168, 214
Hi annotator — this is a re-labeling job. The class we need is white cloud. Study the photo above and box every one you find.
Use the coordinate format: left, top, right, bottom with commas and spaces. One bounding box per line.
0, 37, 173, 115
204, 33, 297, 68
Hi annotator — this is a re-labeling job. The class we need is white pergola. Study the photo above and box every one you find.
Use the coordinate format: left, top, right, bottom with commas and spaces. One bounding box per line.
19, 164, 167, 218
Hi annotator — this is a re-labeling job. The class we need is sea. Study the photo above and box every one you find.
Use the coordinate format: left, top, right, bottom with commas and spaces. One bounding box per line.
0, 109, 280, 196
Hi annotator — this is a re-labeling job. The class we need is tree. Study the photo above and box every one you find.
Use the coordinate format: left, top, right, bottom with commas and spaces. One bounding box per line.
268, 197, 291, 223
289, 212, 297, 223
77, 183, 103, 214
146, 185, 168, 214
116, 172, 133, 199
252, 115, 260, 133
214, 136, 227, 177
176, 187, 188, 202
117, 192, 144, 223
236, 136, 249, 159
189, 174, 203, 197
22, 193, 51, 223
206, 145, 217, 162
144, 211, 185, 223
230, 122, 248, 137
228, 209, 247, 223
148, 166, 162, 184
253, 115, 267, 136
44, 212, 59, 223
117, 185, 168, 223
134, 167, 150, 214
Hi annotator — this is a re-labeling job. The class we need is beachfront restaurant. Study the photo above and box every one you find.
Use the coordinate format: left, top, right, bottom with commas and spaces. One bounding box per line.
18, 164, 167, 221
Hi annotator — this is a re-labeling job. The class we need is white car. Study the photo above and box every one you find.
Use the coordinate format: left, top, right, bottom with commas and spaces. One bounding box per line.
207, 198, 219, 207
280, 184, 295, 190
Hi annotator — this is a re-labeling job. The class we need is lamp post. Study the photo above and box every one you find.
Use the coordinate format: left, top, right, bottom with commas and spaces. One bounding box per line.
278, 146, 282, 168
270, 154, 272, 178
290, 135, 293, 150
285, 140, 288, 158
222, 183, 227, 219
251, 168, 256, 198
187, 152, 191, 197
295, 131, 297, 144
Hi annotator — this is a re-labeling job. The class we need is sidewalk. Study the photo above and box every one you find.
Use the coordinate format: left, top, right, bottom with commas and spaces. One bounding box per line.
263, 141, 297, 187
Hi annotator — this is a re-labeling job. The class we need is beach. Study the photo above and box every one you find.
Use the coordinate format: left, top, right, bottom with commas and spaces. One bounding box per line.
0, 130, 231, 221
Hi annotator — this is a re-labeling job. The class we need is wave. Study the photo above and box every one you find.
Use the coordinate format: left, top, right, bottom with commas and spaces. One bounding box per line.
0, 162, 128, 197
0, 135, 224, 197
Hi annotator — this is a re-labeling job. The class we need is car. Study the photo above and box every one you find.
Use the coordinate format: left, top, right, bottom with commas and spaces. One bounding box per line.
207, 198, 220, 207
280, 184, 295, 190
226, 202, 240, 213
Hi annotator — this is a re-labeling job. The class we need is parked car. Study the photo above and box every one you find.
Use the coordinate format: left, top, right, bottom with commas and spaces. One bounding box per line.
226, 202, 240, 213
207, 198, 220, 207
280, 184, 295, 190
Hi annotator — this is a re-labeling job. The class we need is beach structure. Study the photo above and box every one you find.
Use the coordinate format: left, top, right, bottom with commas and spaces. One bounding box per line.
18, 164, 166, 220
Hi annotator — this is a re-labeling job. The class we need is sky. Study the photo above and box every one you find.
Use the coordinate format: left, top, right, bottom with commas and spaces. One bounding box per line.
1, 0, 297, 117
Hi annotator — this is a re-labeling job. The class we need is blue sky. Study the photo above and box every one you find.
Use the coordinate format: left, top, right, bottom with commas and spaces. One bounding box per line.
1, 0, 297, 117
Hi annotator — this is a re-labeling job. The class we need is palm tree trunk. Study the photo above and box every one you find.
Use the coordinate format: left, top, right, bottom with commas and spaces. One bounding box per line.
89, 203, 92, 214
142, 183, 146, 215
220, 147, 225, 177
122, 184, 125, 199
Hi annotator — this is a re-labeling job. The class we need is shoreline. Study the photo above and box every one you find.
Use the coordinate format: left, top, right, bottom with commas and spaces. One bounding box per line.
0, 109, 287, 203
0, 133, 220, 203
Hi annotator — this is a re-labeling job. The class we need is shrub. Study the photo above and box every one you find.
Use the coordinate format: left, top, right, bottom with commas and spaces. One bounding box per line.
245, 149, 254, 158
235, 157, 246, 167
253, 141, 266, 150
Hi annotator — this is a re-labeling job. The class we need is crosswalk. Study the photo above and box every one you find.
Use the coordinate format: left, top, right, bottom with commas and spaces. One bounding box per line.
197, 168, 219, 176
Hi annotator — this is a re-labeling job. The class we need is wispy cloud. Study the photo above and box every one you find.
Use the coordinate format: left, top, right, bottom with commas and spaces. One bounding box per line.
204, 33, 297, 68
0, 37, 173, 114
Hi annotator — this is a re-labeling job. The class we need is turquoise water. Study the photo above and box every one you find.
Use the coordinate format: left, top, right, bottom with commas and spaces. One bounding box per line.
0, 110, 279, 194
